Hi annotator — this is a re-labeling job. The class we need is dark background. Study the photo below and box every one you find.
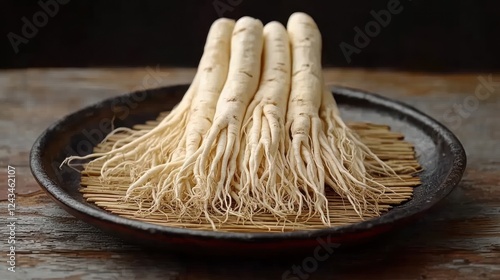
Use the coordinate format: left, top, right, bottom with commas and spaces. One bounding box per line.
1, 0, 499, 71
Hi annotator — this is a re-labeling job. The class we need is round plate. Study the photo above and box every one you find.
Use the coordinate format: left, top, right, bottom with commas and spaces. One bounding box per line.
29, 85, 466, 256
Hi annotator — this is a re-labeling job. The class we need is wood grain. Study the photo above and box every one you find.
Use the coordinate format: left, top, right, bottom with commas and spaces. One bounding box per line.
0, 68, 499, 279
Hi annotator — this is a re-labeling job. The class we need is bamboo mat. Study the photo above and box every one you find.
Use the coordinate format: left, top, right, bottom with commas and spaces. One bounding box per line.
79, 111, 421, 233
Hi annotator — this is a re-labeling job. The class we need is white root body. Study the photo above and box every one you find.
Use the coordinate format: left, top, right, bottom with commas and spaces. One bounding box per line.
178, 17, 264, 225
62, 18, 235, 215
125, 18, 236, 212
285, 12, 330, 224
238, 21, 298, 220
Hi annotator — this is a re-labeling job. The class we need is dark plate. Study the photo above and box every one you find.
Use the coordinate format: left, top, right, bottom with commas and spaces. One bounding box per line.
30, 85, 466, 256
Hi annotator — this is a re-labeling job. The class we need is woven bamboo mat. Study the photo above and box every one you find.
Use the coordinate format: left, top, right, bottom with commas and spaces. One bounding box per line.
79, 111, 421, 233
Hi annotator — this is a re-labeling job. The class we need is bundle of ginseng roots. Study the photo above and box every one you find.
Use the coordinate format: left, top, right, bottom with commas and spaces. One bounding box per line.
63, 13, 399, 229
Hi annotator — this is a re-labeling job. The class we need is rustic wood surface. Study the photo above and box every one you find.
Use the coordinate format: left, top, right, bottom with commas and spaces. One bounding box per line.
0, 68, 499, 280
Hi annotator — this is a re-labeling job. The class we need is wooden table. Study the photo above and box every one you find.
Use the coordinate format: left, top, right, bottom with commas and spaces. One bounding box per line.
1, 68, 499, 280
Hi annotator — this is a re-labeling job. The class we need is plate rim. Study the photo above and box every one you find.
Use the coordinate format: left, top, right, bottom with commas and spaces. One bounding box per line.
29, 85, 467, 241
